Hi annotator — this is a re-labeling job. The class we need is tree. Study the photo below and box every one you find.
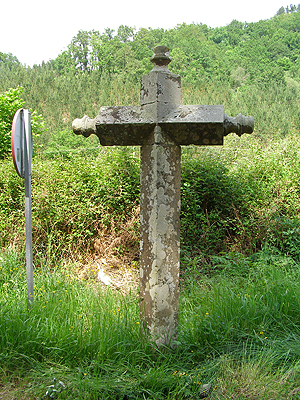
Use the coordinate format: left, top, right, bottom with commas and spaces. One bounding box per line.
0, 52, 20, 69
277, 6, 286, 15
68, 30, 91, 71
285, 4, 297, 13
117, 25, 135, 43
0, 87, 45, 159
90, 33, 118, 74
51, 50, 76, 75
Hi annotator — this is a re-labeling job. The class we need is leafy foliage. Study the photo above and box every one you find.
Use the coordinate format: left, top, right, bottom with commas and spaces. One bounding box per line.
1, 134, 300, 262
0, 86, 46, 159
0, 87, 24, 159
181, 151, 243, 253
0, 51, 20, 67
0, 148, 140, 262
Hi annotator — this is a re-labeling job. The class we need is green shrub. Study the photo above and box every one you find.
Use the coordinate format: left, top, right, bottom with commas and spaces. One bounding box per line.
2, 133, 300, 263
0, 147, 140, 263
181, 150, 245, 254
0, 87, 46, 159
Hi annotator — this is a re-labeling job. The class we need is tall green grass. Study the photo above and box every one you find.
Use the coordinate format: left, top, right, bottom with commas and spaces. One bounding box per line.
1, 249, 300, 399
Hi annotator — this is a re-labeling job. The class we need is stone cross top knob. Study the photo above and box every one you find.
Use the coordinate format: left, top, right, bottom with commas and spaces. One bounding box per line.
150, 45, 172, 66
72, 46, 254, 346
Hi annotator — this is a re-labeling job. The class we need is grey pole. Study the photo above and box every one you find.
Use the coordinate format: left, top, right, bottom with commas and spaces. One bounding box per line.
23, 109, 34, 304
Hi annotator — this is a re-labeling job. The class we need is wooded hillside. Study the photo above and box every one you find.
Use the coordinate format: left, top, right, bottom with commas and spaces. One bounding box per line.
1, 6, 300, 147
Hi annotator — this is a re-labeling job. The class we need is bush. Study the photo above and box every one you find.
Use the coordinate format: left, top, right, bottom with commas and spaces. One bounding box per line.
0, 147, 140, 263
181, 149, 245, 254
0, 86, 46, 159
2, 133, 300, 264
0, 87, 24, 159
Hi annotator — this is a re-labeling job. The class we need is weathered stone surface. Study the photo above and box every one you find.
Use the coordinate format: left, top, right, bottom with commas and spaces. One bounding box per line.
95, 106, 154, 146
72, 115, 96, 137
72, 106, 254, 147
72, 45, 255, 346
224, 113, 254, 136
159, 105, 224, 145
140, 127, 181, 344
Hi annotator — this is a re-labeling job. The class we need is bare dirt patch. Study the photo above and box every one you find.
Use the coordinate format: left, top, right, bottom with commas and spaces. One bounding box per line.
0, 382, 34, 400
75, 206, 140, 294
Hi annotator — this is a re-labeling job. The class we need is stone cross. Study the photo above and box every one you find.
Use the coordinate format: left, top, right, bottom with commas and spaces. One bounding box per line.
72, 46, 254, 345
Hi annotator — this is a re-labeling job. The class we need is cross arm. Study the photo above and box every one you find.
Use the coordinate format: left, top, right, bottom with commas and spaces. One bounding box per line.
72, 106, 155, 146
159, 105, 254, 145
72, 105, 254, 146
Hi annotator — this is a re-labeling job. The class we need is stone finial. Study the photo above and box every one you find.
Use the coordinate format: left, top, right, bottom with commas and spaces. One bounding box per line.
224, 113, 254, 136
72, 115, 96, 137
150, 45, 172, 67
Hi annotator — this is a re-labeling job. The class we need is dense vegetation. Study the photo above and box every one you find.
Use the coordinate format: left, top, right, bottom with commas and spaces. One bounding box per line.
2, 135, 300, 267
2, 6, 300, 261
2, 5, 300, 399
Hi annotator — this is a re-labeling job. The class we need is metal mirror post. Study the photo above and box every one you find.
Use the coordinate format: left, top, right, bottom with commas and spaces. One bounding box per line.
11, 109, 34, 304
